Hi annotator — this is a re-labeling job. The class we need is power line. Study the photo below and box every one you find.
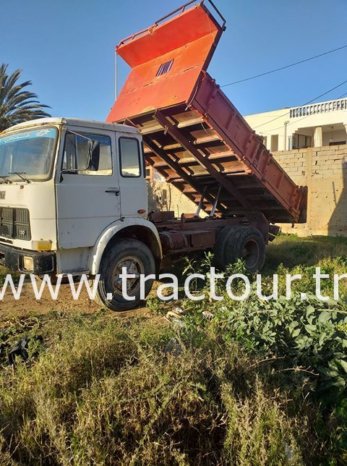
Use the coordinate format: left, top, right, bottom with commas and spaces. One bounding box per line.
221, 44, 347, 88
252, 78, 347, 130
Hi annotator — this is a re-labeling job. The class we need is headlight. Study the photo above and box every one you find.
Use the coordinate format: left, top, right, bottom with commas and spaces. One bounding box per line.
23, 256, 34, 272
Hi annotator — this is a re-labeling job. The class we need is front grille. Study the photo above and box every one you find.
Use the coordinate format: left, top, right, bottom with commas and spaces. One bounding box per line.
0, 208, 31, 241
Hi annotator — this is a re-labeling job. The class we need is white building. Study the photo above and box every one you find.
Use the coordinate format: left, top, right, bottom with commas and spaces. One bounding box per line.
245, 97, 347, 152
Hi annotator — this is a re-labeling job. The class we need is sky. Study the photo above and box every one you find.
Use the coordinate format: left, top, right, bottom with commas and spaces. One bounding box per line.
1, 0, 347, 121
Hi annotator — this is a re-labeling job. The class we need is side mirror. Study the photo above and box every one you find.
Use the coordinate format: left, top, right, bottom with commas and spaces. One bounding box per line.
87, 140, 100, 171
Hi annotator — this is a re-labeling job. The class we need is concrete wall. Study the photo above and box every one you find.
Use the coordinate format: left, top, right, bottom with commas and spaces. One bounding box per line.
273, 145, 347, 237
149, 145, 347, 237
148, 180, 198, 217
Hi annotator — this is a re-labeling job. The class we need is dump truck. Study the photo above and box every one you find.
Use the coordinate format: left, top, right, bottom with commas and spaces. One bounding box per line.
0, 0, 306, 310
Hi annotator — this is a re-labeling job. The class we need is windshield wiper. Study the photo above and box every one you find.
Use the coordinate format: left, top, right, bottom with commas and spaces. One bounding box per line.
8, 172, 31, 183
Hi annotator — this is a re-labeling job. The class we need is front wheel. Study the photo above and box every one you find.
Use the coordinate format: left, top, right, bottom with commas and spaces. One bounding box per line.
97, 239, 155, 311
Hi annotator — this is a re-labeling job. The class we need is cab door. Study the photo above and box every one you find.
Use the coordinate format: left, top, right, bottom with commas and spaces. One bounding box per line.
116, 133, 148, 218
56, 127, 120, 249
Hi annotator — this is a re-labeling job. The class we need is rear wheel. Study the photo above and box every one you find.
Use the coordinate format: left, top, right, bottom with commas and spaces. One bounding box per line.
97, 239, 155, 311
214, 226, 265, 273
214, 225, 239, 269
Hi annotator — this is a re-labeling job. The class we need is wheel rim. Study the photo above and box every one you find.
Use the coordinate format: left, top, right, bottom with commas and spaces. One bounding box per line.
241, 239, 259, 270
111, 255, 144, 297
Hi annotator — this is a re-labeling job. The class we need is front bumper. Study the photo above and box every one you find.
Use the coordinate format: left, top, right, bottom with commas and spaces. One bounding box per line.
0, 242, 56, 274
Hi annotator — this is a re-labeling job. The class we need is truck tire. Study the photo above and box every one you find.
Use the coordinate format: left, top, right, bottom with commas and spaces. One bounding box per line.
97, 239, 155, 311
225, 226, 265, 273
214, 225, 239, 269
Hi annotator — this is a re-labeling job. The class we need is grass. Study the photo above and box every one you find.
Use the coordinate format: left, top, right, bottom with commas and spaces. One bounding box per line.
0, 234, 346, 464
265, 234, 347, 271
0, 312, 307, 465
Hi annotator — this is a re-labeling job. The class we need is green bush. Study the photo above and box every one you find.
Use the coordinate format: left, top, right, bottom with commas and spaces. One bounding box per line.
177, 261, 347, 463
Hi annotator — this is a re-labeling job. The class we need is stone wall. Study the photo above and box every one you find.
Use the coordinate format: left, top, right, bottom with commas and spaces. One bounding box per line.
273, 145, 347, 236
148, 145, 347, 237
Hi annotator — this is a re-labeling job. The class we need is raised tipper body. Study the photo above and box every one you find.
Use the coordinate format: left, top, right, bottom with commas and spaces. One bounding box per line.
108, 0, 307, 224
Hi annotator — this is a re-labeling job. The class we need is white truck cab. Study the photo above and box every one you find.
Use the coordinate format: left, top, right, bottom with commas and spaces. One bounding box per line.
0, 117, 162, 310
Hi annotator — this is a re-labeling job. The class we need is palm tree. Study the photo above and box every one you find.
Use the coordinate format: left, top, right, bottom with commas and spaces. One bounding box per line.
0, 64, 51, 132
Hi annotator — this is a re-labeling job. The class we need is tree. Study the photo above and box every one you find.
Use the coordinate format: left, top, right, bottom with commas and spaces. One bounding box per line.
0, 64, 51, 132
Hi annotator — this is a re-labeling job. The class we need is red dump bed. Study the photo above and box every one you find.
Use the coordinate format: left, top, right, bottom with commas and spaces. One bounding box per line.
107, 0, 307, 223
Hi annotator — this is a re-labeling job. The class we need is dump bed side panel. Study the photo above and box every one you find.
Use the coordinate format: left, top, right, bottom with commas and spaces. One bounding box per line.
191, 73, 306, 221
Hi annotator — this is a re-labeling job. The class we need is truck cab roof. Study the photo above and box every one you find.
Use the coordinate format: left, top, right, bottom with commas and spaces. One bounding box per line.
1, 117, 138, 134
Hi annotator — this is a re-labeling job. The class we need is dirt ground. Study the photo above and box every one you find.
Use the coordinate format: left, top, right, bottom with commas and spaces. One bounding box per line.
0, 281, 152, 322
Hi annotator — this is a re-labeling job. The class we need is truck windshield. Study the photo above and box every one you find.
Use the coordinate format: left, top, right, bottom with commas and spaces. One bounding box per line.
0, 127, 58, 182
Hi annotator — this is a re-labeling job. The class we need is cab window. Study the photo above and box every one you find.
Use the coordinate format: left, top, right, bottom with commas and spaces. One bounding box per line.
119, 137, 141, 177
62, 131, 112, 175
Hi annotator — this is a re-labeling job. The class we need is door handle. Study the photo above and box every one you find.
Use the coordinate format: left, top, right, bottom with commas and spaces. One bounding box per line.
105, 188, 120, 196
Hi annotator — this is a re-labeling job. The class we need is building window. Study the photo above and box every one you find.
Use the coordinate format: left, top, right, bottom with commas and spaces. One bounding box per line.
292, 134, 312, 149
329, 141, 346, 146
271, 134, 279, 152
